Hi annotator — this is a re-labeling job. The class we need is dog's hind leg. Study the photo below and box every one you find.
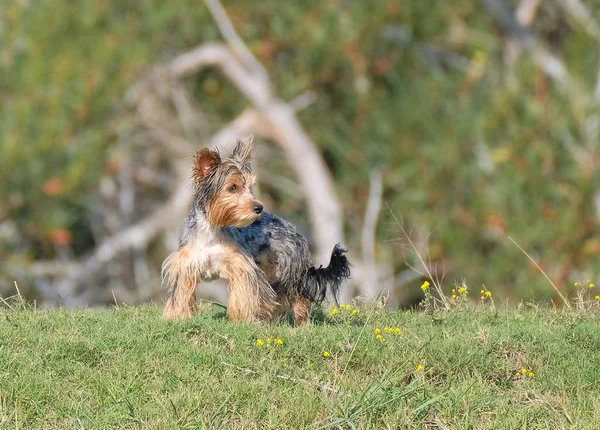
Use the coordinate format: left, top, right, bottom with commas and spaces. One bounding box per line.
266, 293, 290, 323
291, 295, 311, 326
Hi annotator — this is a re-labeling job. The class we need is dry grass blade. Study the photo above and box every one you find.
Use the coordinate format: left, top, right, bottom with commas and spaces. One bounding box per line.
14, 281, 22, 299
0, 295, 14, 310
385, 203, 449, 309
220, 361, 336, 393
507, 235, 570, 308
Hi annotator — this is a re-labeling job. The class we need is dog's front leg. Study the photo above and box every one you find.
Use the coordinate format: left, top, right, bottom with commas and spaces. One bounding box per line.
161, 247, 199, 320
220, 247, 277, 323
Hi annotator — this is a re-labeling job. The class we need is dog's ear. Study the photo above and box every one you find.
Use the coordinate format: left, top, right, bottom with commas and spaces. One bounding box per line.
193, 148, 221, 180
232, 135, 254, 167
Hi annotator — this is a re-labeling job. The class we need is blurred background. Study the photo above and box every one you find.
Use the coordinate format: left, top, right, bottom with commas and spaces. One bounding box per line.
1, 0, 599, 308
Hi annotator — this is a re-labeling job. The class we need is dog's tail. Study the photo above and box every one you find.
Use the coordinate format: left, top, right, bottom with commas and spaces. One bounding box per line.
299, 243, 351, 304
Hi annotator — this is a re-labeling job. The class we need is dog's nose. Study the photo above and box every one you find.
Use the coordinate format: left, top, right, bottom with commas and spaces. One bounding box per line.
253, 204, 263, 214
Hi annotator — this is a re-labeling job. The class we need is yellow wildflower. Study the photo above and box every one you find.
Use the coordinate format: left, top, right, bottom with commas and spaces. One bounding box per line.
595, 295, 600, 301
331, 308, 338, 315
340, 304, 344, 309
515, 372, 520, 377
452, 294, 457, 299
395, 328, 402, 335
374, 328, 381, 334
256, 339, 264, 346
274, 338, 283, 345
376, 334, 383, 340
421, 281, 430, 291
417, 364, 424, 372
266, 338, 272, 343
345, 304, 351, 310
574, 282, 580, 287
458, 287, 466, 294
480, 296, 485, 300
480, 289, 485, 294
521, 368, 527, 374
452, 288, 456, 293
528, 372, 535, 377
485, 291, 492, 297
323, 351, 331, 357
589, 283, 595, 288
352, 309, 358, 315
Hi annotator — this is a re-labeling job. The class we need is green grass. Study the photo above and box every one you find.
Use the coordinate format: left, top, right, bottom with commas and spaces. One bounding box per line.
1, 301, 599, 429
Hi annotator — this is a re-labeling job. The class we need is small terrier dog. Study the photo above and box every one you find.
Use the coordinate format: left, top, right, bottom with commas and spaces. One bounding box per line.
162, 136, 350, 324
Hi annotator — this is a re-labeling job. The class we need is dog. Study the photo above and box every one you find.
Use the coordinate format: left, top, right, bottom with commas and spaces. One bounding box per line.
162, 136, 350, 325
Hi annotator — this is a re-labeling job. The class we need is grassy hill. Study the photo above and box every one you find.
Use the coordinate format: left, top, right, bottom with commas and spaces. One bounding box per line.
4, 0, 600, 304
1, 300, 599, 429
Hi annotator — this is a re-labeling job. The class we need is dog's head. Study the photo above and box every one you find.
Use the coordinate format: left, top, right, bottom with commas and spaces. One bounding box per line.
192, 136, 263, 228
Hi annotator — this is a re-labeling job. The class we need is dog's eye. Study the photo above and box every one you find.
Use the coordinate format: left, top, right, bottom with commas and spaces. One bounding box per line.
229, 185, 237, 192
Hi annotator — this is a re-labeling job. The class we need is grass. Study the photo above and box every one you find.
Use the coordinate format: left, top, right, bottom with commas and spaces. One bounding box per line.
1, 299, 600, 429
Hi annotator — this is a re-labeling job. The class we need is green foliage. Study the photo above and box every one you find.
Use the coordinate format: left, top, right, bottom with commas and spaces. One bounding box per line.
1, 1, 210, 244
1, 303, 599, 428
2, 1, 600, 301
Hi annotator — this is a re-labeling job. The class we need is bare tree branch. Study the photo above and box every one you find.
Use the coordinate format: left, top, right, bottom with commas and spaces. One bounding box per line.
170, 43, 272, 110
290, 90, 318, 111
361, 168, 383, 264
257, 174, 302, 197
516, 0, 541, 26
355, 168, 384, 298
482, 0, 582, 99
170, 82, 210, 142
560, 1, 600, 101
557, 0, 600, 41
505, 0, 541, 80
135, 91, 193, 158
204, 0, 270, 83
208, 108, 270, 149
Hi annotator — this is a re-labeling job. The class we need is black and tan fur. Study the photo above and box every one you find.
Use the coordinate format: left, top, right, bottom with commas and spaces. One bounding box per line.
162, 136, 350, 325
